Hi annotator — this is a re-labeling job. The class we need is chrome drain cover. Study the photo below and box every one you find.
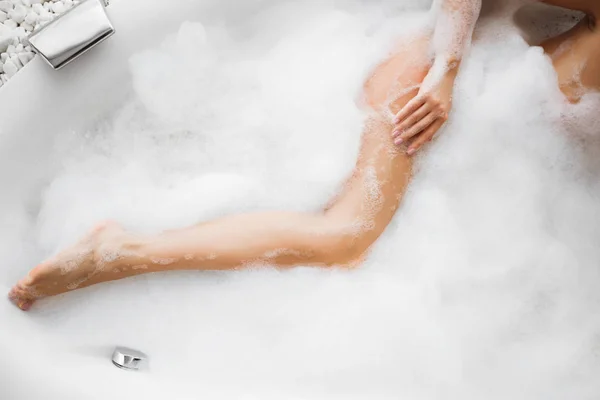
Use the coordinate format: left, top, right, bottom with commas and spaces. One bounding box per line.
112, 346, 148, 371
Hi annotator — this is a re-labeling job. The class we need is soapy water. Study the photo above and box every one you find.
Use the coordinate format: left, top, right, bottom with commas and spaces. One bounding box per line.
4, 0, 600, 398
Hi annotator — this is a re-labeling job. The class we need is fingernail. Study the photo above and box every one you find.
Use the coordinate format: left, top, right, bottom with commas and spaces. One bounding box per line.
407, 148, 415, 156
395, 138, 403, 145
392, 130, 400, 137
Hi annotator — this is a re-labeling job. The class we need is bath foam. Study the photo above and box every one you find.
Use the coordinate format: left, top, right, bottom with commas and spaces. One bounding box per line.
3, 0, 600, 399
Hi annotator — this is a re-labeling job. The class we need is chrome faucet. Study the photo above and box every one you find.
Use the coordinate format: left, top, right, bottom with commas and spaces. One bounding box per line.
26, 0, 114, 70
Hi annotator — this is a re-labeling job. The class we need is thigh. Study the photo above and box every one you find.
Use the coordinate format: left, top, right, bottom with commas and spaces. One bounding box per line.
325, 35, 433, 253
362, 35, 432, 116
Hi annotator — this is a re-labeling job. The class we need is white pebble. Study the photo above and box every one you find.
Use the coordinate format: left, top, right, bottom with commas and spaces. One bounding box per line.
21, 21, 32, 31
30, 0, 42, 3
3, 19, 16, 29
31, 3, 42, 13
9, 0, 19, 5
38, 9, 50, 21
17, 50, 32, 64
0, 10, 6, 22
3, 59, 17, 77
24, 10, 36, 23
0, 35, 9, 52
0, 1, 12, 13
6, 44, 14, 54
0, 52, 7, 62
42, 1, 50, 10
8, 3, 25, 23
51, 1, 64, 13
0, 73, 7, 82
13, 26, 26, 38
9, 53, 21, 68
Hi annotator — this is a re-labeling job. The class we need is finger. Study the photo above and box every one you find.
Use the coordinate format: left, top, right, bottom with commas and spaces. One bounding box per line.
394, 96, 426, 125
392, 103, 430, 137
406, 119, 445, 156
396, 111, 438, 144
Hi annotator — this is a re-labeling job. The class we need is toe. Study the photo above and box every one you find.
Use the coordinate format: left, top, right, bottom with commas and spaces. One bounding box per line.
8, 284, 25, 299
9, 289, 35, 311
8, 281, 37, 311
18, 300, 34, 311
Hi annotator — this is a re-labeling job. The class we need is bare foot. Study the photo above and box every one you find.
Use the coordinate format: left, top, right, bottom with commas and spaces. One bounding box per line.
8, 221, 126, 311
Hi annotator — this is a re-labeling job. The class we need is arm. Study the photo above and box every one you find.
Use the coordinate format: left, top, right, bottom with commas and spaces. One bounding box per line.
393, 0, 482, 154
423, 0, 481, 90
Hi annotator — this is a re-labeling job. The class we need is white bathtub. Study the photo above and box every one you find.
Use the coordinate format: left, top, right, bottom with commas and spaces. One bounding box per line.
0, 1, 386, 398
1, 1, 598, 399
0, 1, 265, 398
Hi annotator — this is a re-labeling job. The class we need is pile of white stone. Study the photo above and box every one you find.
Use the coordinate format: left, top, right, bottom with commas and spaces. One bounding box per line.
0, 0, 81, 88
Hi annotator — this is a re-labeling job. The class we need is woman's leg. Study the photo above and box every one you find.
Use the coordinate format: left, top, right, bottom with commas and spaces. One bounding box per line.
9, 36, 432, 310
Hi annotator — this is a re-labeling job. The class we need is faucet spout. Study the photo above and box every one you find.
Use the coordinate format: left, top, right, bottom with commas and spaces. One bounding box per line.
26, 0, 115, 70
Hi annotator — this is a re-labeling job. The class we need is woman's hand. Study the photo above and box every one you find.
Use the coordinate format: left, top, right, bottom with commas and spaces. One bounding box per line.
392, 69, 457, 155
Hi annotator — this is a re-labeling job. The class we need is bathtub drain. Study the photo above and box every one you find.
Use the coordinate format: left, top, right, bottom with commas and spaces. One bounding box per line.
112, 347, 148, 371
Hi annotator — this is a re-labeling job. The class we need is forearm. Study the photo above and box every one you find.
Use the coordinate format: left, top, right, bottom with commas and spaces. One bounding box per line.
391, 0, 481, 151
423, 0, 481, 89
